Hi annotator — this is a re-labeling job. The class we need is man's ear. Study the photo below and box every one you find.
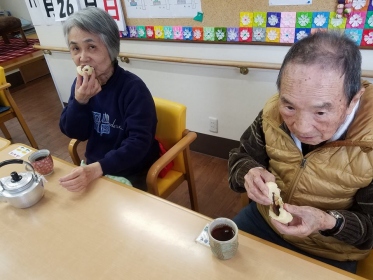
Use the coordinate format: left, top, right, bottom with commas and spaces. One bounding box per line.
347, 87, 365, 115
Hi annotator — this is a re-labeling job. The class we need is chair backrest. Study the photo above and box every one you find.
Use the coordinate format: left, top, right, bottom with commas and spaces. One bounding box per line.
153, 97, 186, 174
357, 250, 373, 279
0, 67, 11, 107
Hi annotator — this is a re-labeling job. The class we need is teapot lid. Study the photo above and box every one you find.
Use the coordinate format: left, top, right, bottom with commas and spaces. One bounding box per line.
1, 171, 35, 193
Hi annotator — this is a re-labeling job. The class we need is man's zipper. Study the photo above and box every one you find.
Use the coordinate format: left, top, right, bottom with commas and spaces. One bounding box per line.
284, 156, 308, 203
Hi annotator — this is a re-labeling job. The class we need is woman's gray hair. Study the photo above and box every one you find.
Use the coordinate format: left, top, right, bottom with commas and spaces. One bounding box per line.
276, 31, 362, 104
63, 7, 119, 63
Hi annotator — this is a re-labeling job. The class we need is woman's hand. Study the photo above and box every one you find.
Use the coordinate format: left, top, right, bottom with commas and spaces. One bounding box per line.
59, 162, 103, 192
244, 167, 276, 205
271, 204, 337, 237
74, 70, 102, 104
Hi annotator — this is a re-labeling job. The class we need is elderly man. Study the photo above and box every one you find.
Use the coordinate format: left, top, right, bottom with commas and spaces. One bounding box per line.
228, 31, 373, 273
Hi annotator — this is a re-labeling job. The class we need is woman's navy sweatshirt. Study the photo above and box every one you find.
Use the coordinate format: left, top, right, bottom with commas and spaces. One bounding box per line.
60, 63, 159, 178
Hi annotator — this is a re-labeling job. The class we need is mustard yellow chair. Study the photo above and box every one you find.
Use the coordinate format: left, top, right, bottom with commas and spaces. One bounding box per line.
0, 136, 10, 150
68, 97, 199, 212
0, 66, 38, 148
357, 251, 373, 279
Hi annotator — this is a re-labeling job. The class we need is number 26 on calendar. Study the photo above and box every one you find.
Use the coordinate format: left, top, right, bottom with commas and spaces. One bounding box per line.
51, 0, 80, 21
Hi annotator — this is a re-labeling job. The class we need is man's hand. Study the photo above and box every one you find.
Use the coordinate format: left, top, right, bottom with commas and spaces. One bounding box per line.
59, 162, 103, 192
243, 167, 276, 205
74, 70, 101, 104
271, 204, 337, 237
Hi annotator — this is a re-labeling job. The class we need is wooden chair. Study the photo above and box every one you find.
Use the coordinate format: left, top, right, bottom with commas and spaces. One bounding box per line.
0, 66, 38, 148
357, 250, 373, 279
0, 136, 10, 150
68, 97, 199, 212
0, 16, 28, 45
241, 193, 250, 208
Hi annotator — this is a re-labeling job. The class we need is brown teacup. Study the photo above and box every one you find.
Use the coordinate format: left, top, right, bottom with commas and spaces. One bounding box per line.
28, 149, 54, 176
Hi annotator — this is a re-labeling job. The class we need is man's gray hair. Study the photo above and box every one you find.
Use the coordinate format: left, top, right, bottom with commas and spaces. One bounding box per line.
276, 31, 362, 104
63, 7, 120, 63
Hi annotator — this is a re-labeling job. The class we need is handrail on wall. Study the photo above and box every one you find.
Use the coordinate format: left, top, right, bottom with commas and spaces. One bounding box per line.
34, 44, 373, 78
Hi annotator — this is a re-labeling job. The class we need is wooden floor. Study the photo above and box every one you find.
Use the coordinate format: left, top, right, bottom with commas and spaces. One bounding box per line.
1, 74, 242, 219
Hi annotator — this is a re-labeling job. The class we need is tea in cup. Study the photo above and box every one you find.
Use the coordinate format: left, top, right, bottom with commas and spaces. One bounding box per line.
28, 149, 54, 176
208, 218, 238, 260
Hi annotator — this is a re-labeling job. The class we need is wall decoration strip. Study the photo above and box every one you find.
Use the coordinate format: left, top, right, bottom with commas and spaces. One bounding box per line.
121, 2, 373, 48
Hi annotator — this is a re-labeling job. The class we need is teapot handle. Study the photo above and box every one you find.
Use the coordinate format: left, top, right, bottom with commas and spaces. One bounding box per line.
0, 159, 37, 177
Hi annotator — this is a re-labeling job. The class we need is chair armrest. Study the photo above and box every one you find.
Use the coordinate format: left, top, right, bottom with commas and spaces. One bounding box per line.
0, 83, 12, 107
0, 83, 11, 91
146, 130, 197, 194
68, 139, 82, 165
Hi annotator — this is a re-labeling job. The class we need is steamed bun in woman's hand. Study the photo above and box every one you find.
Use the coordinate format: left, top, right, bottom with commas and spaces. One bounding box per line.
77, 65, 94, 76
266, 182, 293, 224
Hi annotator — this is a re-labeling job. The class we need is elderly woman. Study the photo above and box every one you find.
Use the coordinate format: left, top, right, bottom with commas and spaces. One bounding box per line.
59, 7, 159, 191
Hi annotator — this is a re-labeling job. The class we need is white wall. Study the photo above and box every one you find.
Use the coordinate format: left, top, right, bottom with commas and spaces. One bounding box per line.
35, 23, 283, 141
44, 49, 278, 141
35, 23, 373, 141
15, 1, 373, 141
0, 0, 31, 21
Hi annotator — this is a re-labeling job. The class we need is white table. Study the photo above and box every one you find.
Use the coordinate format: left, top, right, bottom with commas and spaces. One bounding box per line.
0, 144, 365, 280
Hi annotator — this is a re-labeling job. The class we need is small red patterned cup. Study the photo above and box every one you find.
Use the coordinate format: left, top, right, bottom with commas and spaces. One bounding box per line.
28, 149, 54, 176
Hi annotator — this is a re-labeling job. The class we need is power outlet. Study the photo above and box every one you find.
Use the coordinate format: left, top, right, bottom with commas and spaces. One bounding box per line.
209, 117, 218, 133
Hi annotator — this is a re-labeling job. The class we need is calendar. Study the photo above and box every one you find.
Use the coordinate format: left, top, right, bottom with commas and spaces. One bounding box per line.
25, 0, 126, 31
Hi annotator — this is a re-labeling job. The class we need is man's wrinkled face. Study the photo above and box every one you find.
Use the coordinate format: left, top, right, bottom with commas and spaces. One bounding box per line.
278, 63, 362, 145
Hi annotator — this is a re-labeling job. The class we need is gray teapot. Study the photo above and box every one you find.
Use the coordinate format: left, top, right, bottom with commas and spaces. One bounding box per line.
0, 159, 44, 208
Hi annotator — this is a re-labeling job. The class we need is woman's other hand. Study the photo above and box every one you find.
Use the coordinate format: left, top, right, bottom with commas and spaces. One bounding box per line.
59, 162, 103, 192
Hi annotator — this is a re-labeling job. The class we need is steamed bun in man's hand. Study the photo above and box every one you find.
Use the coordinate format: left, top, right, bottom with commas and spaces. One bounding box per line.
266, 182, 293, 224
